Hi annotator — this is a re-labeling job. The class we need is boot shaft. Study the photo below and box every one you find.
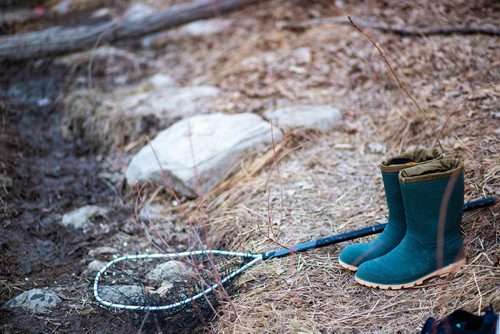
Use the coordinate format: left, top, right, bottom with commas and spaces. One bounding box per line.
399, 159, 464, 246
381, 171, 406, 227
380, 148, 443, 226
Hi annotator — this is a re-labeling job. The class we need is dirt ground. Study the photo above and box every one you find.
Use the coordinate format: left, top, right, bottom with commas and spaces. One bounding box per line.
0, 0, 499, 333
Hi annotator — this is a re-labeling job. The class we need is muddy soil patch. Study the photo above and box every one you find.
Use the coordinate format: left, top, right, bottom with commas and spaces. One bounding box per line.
0, 62, 136, 333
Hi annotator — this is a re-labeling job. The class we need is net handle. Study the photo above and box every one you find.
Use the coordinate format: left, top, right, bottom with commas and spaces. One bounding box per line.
261, 196, 495, 260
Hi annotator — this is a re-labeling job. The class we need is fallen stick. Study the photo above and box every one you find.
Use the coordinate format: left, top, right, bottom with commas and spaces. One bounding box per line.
0, 0, 262, 62
279, 16, 500, 37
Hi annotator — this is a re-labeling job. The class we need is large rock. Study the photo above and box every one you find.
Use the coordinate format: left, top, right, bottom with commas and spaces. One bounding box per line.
60, 205, 108, 231
264, 105, 342, 132
125, 113, 282, 197
4, 288, 61, 314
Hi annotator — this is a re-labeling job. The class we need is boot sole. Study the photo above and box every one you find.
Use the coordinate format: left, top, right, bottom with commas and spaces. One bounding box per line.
338, 258, 358, 272
354, 258, 466, 289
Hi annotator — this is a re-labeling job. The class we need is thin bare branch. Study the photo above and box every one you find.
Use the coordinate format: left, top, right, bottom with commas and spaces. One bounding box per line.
348, 16, 442, 150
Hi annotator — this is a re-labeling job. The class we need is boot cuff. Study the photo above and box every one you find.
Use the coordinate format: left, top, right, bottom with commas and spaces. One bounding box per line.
399, 159, 463, 183
380, 148, 443, 172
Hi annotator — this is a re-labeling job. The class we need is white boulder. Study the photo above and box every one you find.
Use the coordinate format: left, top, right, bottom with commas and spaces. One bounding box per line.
125, 113, 282, 197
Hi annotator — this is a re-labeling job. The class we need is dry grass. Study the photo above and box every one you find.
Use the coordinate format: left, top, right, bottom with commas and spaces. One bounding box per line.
61, 89, 135, 151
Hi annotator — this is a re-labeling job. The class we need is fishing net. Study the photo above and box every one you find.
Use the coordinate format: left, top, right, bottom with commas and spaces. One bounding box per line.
94, 251, 257, 333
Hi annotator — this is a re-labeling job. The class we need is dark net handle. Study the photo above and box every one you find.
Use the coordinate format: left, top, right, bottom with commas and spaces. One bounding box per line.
262, 196, 495, 260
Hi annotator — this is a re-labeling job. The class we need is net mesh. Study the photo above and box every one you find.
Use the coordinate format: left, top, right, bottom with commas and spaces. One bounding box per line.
96, 252, 255, 333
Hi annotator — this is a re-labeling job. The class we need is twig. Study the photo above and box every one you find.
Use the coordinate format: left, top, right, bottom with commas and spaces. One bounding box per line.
348, 16, 442, 150
280, 17, 500, 37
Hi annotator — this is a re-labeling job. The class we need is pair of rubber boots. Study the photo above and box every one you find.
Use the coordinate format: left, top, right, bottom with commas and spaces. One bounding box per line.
339, 148, 465, 289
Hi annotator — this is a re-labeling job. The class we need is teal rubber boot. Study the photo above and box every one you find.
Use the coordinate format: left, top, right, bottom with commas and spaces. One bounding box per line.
338, 148, 443, 271
355, 159, 465, 288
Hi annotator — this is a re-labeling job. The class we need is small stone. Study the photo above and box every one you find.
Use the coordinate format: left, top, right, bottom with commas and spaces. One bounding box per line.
125, 113, 283, 197
289, 65, 307, 74
334, 143, 354, 150
37, 97, 51, 107
367, 142, 388, 154
52, 0, 71, 14
88, 246, 118, 257
124, 2, 155, 21
182, 19, 232, 37
293, 47, 312, 64
60, 205, 108, 231
86, 259, 107, 273
146, 260, 194, 284
4, 288, 61, 314
91, 7, 112, 19
98, 285, 145, 305
148, 73, 175, 89
264, 105, 342, 132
